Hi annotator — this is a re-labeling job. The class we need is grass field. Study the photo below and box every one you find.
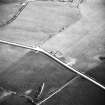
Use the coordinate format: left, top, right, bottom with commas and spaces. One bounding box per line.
42, 1, 105, 72
0, 43, 29, 73
0, 1, 80, 46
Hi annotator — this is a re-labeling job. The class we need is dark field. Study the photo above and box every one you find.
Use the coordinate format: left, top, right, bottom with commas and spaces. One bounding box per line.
0, 43, 76, 105
0, 43, 104, 105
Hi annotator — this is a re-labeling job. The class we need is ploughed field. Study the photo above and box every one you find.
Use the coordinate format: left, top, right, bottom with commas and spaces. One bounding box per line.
0, 43, 76, 105
0, 43, 105, 105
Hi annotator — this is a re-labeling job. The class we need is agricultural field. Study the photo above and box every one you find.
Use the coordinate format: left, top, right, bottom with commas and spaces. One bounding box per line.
0, 1, 80, 46
0, 0, 105, 105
